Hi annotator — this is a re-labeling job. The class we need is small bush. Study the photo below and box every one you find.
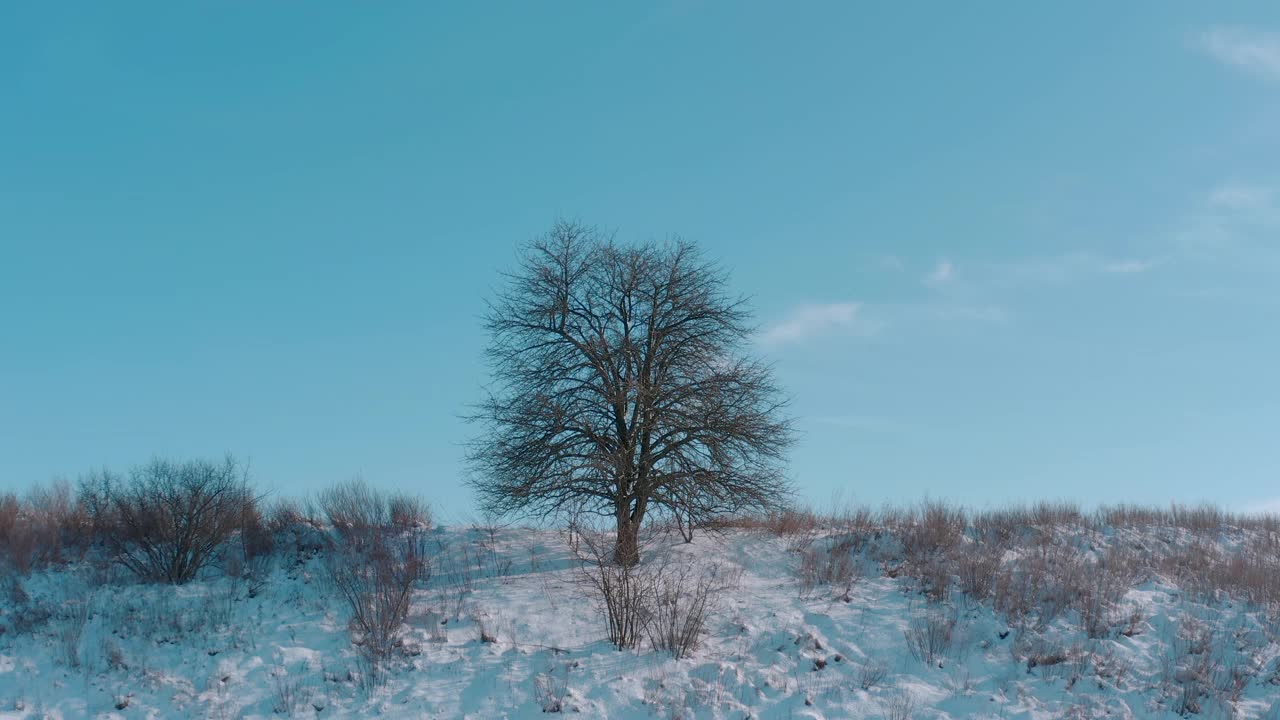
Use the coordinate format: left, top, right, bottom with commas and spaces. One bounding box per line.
904, 609, 957, 665
883, 688, 916, 720
79, 457, 255, 584
322, 481, 432, 691
956, 541, 1003, 600
270, 664, 313, 716
900, 501, 965, 561
574, 529, 646, 650
639, 559, 733, 659
327, 518, 431, 690
318, 479, 430, 550
797, 536, 859, 599
534, 666, 569, 713
0, 481, 90, 573
857, 659, 889, 690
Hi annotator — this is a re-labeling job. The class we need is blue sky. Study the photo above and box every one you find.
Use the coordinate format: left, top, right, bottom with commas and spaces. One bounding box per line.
3, 3, 1278, 518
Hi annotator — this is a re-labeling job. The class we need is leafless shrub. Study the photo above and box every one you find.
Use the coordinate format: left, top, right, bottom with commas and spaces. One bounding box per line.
472, 612, 498, 644
899, 501, 965, 561
639, 559, 734, 659
58, 600, 90, 669
327, 528, 430, 687
1021, 638, 1069, 673
956, 541, 1003, 600
3, 583, 51, 636
856, 659, 889, 690
389, 494, 430, 530
318, 479, 431, 550
1171, 504, 1227, 535
101, 638, 127, 672
1157, 616, 1225, 716
79, 457, 255, 584
0, 481, 91, 573
270, 664, 312, 716
1218, 658, 1252, 704
1161, 535, 1280, 611
904, 609, 957, 665
264, 498, 328, 557
1029, 501, 1084, 531
266, 498, 309, 534
1098, 503, 1168, 528
237, 497, 274, 560
1078, 590, 1111, 640
1093, 647, 1132, 687
534, 665, 569, 712
1120, 605, 1147, 637
833, 505, 878, 539
797, 536, 859, 600
988, 537, 1099, 631
477, 519, 514, 578
916, 555, 953, 603
883, 687, 916, 720
720, 507, 820, 552
573, 529, 646, 649
0, 493, 26, 571
972, 507, 1027, 545
767, 508, 821, 536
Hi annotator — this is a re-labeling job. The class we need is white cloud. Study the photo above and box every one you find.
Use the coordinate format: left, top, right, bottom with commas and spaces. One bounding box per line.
1208, 182, 1276, 211
924, 260, 955, 285
1175, 181, 1280, 266
1198, 26, 1280, 81
756, 302, 871, 347
971, 252, 1159, 285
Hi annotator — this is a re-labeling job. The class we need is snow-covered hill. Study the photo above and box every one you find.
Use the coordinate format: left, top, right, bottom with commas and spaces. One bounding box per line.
3, 511, 1279, 719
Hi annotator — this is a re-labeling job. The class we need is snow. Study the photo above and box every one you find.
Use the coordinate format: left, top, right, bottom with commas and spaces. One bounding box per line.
2, 522, 1279, 718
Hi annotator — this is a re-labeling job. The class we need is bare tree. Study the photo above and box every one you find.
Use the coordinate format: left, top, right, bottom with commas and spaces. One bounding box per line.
469, 220, 793, 565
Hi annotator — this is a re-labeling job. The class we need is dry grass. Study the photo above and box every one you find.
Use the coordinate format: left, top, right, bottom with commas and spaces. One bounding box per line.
733, 499, 1280, 638
317, 479, 431, 549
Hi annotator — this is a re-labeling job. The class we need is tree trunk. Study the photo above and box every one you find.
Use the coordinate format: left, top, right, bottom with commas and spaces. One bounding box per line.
613, 516, 641, 566
677, 511, 694, 543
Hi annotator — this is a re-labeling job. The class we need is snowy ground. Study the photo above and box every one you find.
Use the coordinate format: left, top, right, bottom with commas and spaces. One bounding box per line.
2, 520, 1279, 719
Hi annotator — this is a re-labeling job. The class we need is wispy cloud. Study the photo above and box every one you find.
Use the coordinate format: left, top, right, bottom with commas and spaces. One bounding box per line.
758, 299, 1007, 350
757, 302, 872, 347
1175, 181, 1280, 266
973, 252, 1160, 285
1208, 182, 1276, 211
1197, 26, 1280, 81
924, 260, 955, 286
